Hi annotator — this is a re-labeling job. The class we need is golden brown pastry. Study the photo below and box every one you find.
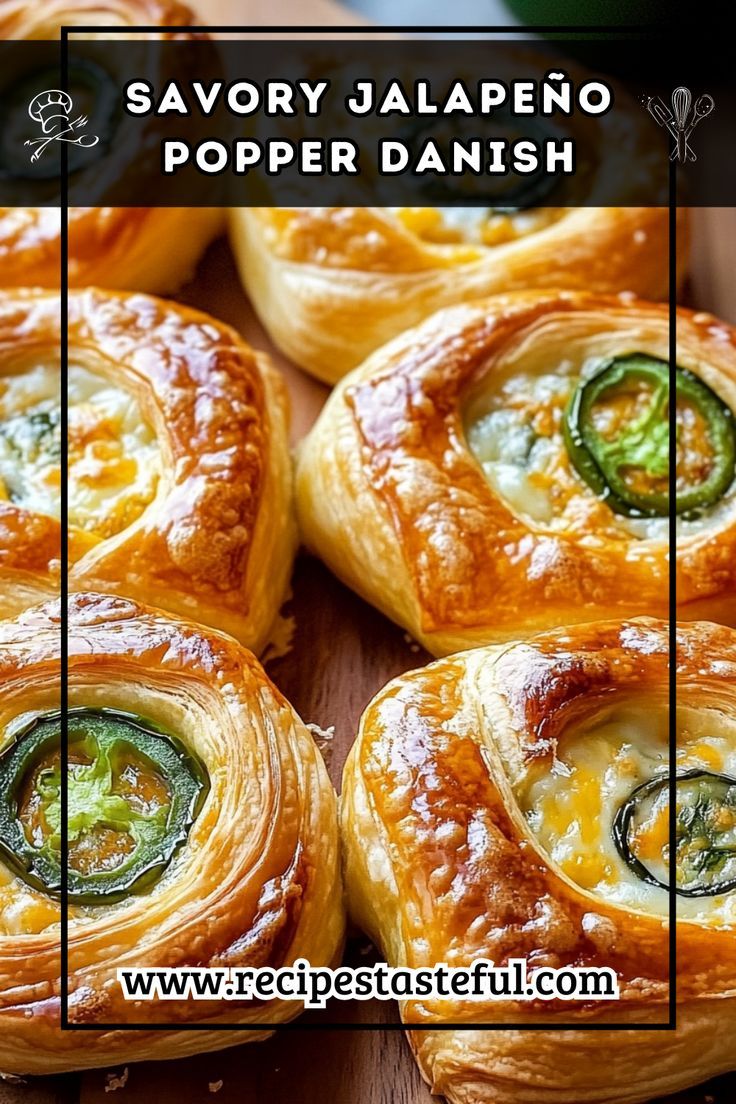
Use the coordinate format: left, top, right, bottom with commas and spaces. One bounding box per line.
341, 617, 736, 1104
230, 207, 685, 383
297, 291, 736, 655
0, 591, 344, 1074
0, 288, 296, 652
0, 207, 223, 293
0, 0, 198, 37
0, 0, 222, 292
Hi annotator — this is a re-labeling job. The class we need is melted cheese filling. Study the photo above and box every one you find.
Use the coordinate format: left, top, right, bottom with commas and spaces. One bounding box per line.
68, 364, 160, 540
517, 700, 736, 924
0, 861, 63, 936
390, 206, 562, 247
0, 363, 61, 518
465, 362, 736, 542
0, 361, 160, 542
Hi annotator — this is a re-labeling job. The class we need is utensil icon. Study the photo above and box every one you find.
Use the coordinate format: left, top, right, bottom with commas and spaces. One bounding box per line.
23, 89, 99, 164
671, 93, 715, 162
643, 94, 675, 130
671, 86, 691, 163
641, 87, 714, 164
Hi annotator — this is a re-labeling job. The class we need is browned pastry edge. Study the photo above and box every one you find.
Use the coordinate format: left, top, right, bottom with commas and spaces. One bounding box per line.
0, 0, 202, 39
0, 592, 344, 1072
232, 208, 686, 383
0, 287, 295, 650
342, 618, 736, 1103
343, 617, 736, 1014
332, 292, 735, 640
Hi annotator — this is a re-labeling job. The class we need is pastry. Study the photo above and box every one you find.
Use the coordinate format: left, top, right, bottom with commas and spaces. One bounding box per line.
230, 207, 684, 383
297, 291, 736, 655
0, 288, 296, 652
341, 617, 736, 1104
0, 207, 223, 294
0, 0, 198, 37
0, 591, 344, 1074
0, 1, 222, 292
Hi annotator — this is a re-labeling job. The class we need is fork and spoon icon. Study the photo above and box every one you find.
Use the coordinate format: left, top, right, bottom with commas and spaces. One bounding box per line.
24, 90, 100, 164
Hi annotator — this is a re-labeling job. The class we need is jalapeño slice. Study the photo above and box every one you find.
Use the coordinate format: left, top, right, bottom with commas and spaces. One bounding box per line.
403, 113, 560, 209
0, 709, 208, 905
563, 354, 736, 518
613, 769, 736, 898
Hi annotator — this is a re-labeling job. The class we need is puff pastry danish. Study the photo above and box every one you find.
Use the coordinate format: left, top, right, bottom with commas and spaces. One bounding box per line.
0, 591, 344, 1074
0, 1, 222, 293
0, 288, 296, 652
0, 0, 198, 37
341, 617, 736, 1104
230, 207, 684, 383
297, 291, 736, 655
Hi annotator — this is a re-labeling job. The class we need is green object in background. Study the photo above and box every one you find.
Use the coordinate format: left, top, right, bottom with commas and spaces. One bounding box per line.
503, 0, 668, 25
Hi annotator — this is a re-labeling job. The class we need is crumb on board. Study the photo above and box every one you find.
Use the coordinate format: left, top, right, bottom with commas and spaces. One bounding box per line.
261, 611, 296, 664
0, 1072, 26, 1084
306, 722, 336, 766
105, 1067, 129, 1092
402, 631, 421, 653
209, 1080, 224, 1093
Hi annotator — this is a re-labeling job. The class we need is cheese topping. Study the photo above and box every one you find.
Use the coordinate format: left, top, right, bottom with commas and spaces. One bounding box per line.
68, 364, 160, 540
517, 700, 736, 925
0, 361, 160, 542
0, 363, 61, 518
391, 206, 562, 247
0, 862, 63, 935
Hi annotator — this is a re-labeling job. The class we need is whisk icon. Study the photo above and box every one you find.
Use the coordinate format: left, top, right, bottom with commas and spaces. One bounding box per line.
641, 87, 714, 163
672, 87, 691, 162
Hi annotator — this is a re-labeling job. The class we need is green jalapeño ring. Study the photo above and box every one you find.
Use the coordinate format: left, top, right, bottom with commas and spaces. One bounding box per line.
563, 353, 736, 519
0, 709, 209, 905
613, 769, 736, 898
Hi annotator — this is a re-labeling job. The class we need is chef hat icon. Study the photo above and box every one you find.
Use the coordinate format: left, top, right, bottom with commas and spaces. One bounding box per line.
28, 90, 73, 134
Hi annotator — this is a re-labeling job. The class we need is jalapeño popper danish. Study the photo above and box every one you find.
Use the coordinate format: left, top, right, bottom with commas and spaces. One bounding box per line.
0, 593, 345, 1074
0, 0, 222, 292
297, 292, 736, 654
230, 207, 685, 384
341, 618, 736, 1104
0, 288, 296, 651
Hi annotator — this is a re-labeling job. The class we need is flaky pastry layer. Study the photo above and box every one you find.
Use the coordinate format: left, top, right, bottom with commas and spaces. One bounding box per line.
231, 207, 685, 383
0, 592, 344, 1073
297, 291, 736, 654
0, 288, 296, 652
341, 618, 736, 1104
0, 1, 222, 293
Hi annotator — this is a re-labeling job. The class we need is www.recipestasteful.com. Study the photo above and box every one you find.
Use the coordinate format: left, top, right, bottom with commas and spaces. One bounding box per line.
118, 959, 620, 1008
